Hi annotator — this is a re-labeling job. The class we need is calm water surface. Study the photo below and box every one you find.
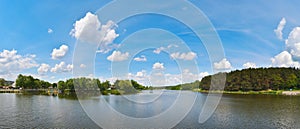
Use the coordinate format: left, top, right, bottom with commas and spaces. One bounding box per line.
0, 91, 299, 128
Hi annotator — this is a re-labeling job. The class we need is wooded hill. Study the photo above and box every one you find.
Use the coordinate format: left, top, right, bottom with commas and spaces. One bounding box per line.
173, 67, 300, 91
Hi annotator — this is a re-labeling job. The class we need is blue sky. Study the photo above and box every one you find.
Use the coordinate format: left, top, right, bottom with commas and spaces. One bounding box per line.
1, 0, 300, 86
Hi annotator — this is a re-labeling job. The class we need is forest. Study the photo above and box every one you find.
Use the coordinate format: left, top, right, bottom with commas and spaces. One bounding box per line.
203, 67, 300, 91
174, 67, 300, 91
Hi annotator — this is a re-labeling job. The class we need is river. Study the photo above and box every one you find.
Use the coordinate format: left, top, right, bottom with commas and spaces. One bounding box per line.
0, 90, 299, 128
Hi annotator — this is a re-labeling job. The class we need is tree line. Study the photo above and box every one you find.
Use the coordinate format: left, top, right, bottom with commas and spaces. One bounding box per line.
16, 67, 299, 93
15, 74, 149, 94
16, 74, 52, 89
170, 67, 300, 91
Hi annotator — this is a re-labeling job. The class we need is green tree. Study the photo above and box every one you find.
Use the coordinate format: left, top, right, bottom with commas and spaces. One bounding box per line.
0, 78, 5, 86
16, 74, 25, 88
58, 81, 66, 91
115, 80, 137, 94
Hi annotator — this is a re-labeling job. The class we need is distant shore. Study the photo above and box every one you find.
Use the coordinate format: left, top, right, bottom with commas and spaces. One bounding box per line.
194, 89, 300, 96
2, 88, 300, 96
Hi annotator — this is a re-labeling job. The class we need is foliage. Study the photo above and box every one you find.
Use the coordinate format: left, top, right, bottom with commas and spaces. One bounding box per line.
15, 74, 52, 89
165, 67, 300, 91
47, 77, 148, 94
200, 67, 300, 91
114, 80, 147, 94
0, 78, 5, 86
58, 78, 101, 92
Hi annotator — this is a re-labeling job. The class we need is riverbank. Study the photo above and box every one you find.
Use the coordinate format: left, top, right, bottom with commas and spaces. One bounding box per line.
0, 89, 21, 93
282, 91, 300, 95
194, 89, 300, 96
0, 89, 58, 94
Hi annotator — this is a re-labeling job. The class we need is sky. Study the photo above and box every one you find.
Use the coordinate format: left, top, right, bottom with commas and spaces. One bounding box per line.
1, 0, 300, 86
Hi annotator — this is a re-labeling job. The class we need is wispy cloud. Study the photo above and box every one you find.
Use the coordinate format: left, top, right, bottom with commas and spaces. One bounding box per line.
274, 18, 286, 40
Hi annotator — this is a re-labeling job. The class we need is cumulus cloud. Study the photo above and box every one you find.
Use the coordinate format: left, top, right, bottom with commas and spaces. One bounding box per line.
152, 62, 164, 70
0, 49, 38, 75
50, 62, 73, 73
153, 44, 179, 54
48, 28, 53, 34
199, 72, 209, 79
274, 17, 286, 40
126, 70, 149, 85
107, 51, 129, 62
153, 47, 165, 54
126, 69, 209, 86
70, 12, 101, 43
271, 51, 300, 68
51, 45, 69, 60
136, 70, 147, 77
70, 12, 119, 53
170, 52, 197, 60
164, 70, 209, 86
214, 58, 232, 70
37, 63, 50, 75
134, 55, 147, 62
285, 27, 300, 59
102, 21, 119, 43
80, 64, 86, 68
243, 62, 257, 68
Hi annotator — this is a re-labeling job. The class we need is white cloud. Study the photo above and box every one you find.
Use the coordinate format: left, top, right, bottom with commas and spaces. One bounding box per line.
167, 44, 179, 49
37, 63, 50, 75
243, 62, 257, 68
285, 27, 300, 59
80, 64, 86, 68
152, 62, 164, 70
214, 58, 232, 70
153, 47, 165, 54
102, 21, 119, 43
50, 62, 73, 73
0, 49, 38, 75
51, 45, 69, 60
153, 44, 179, 54
274, 17, 286, 40
164, 70, 209, 86
199, 72, 209, 79
70, 12, 119, 53
271, 51, 300, 68
126, 70, 149, 85
136, 70, 147, 77
125, 69, 209, 86
48, 28, 53, 34
96, 44, 121, 54
134, 55, 147, 62
107, 51, 129, 62
70, 12, 101, 43
170, 52, 197, 60
270, 26, 300, 68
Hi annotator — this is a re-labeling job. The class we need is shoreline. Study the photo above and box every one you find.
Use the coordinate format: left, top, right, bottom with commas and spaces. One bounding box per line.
194, 89, 300, 96
0, 89, 21, 93
1, 89, 300, 96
